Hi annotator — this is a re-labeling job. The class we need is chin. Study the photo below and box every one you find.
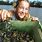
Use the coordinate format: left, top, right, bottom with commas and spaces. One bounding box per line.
19, 16, 24, 19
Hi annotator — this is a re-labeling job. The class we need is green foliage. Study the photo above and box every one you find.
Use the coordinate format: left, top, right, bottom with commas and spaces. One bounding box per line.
0, 20, 40, 32
0, 20, 41, 42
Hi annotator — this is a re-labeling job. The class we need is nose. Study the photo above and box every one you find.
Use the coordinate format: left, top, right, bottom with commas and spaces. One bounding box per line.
22, 8, 25, 14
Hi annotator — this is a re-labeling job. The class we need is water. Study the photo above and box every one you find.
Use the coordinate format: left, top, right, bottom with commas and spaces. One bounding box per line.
30, 7, 42, 24
0, 5, 14, 10
0, 5, 42, 23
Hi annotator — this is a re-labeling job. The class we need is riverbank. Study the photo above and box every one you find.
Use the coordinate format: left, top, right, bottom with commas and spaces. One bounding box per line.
31, 6, 42, 8
0, 1, 42, 8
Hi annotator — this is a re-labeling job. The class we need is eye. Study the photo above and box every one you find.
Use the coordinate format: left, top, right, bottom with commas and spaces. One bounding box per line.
19, 6, 23, 9
25, 8, 28, 10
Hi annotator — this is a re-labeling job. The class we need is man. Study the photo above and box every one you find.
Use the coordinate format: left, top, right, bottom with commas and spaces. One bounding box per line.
10, 0, 39, 42
2, 1, 38, 42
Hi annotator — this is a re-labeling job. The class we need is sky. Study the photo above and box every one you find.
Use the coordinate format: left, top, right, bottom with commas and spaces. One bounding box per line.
9, 0, 42, 3
9, 0, 13, 3
29, 0, 42, 2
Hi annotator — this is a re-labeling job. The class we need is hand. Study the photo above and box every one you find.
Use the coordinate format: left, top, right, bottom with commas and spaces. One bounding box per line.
0, 10, 2, 20
1, 9, 14, 21
0, 9, 14, 21
1, 9, 8, 21
31, 17, 39, 21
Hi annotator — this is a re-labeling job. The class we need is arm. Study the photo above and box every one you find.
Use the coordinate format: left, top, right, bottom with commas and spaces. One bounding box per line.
0, 9, 14, 21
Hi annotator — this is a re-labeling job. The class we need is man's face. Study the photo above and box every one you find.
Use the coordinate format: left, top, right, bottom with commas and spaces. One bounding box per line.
17, 1, 30, 19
